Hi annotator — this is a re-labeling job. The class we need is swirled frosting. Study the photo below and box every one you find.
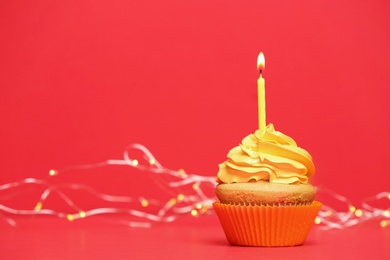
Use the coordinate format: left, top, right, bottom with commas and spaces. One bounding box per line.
217, 123, 315, 184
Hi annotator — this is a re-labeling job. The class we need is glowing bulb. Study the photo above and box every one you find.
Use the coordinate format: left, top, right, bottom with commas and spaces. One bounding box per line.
355, 209, 363, 217
388, 193, 390, 200
169, 198, 177, 206
34, 202, 42, 211
177, 194, 184, 201
141, 199, 149, 207
349, 206, 356, 212
383, 210, 390, 217
326, 210, 332, 216
49, 169, 57, 176
314, 217, 321, 224
149, 159, 156, 165
67, 214, 74, 221
200, 207, 208, 213
79, 211, 86, 218
192, 183, 199, 190
196, 203, 202, 209
380, 220, 389, 228
191, 209, 198, 217
178, 169, 185, 175
132, 159, 139, 166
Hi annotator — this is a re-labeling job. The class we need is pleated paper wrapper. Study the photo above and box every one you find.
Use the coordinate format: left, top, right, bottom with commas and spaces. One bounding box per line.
213, 201, 322, 247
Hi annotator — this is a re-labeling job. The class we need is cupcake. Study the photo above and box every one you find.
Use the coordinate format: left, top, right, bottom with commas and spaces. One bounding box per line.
213, 53, 321, 247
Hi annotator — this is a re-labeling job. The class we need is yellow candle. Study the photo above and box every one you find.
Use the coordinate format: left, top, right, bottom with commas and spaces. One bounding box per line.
257, 52, 266, 131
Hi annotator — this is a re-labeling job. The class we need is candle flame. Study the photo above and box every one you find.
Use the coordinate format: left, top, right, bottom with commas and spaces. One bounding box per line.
257, 52, 265, 71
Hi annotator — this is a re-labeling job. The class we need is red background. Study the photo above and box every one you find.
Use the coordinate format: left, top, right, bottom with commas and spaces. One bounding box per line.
1, 0, 390, 208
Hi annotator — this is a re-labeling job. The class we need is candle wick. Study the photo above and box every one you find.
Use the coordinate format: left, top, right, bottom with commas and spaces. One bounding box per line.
259, 70, 263, 76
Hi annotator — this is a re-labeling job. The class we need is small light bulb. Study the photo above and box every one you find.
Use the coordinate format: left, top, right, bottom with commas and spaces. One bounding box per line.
141, 199, 149, 207
349, 206, 356, 212
169, 198, 177, 206
177, 194, 184, 201
79, 211, 86, 218
380, 220, 389, 228
314, 217, 321, 224
191, 210, 198, 217
200, 207, 208, 213
149, 159, 156, 165
192, 183, 199, 190
383, 210, 390, 217
67, 214, 74, 221
196, 203, 202, 209
355, 209, 363, 217
34, 202, 42, 211
132, 160, 139, 166
49, 169, 57, 176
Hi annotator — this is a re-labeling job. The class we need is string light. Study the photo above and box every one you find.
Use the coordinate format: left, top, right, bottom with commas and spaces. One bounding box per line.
314, 188, 390, 229
190, 209, 198, 217
49, 169, 57, 176
0, 144, 216, 227
380, 220, 389, 228
67, 214, 75, 221
354, 209, 363, 217
141, 199, 149, 207
177, 194, 185, 201
0, 143, 388, 229
132, 159, 139, 166
200, 205, 209, 214
192, 183, 199, 190
34, 202, 43, 211
169, 198, 177, 206
178, 169, 186, 176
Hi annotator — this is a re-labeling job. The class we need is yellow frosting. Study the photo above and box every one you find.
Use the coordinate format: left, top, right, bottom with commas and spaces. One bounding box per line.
217, 123, 315, 184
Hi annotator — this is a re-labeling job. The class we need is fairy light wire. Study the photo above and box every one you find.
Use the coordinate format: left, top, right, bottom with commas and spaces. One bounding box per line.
314, 188, 390, 229
0, 144, 215, 227
0, 143, 388, 229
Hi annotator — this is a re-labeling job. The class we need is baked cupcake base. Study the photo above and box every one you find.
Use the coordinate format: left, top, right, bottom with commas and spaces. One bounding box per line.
213, 201, 322, 247
215, 181, 316, 206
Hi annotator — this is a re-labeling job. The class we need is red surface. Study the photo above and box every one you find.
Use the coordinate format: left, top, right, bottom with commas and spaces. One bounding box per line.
1, 1, 390, 258
1, 216, 389, 259
1, 0, 390, 204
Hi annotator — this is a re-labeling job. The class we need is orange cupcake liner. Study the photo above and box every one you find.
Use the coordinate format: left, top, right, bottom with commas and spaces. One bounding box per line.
213, 201, 322, 247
